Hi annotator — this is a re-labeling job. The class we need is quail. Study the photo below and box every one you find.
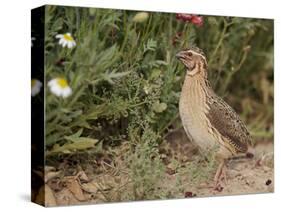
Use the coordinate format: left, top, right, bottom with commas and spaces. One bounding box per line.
176, 47, 252, 187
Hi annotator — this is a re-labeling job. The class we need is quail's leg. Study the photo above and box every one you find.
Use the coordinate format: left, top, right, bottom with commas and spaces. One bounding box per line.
197, 156, 227, 190
213, 145, 232, 188
214, 159, 226, 187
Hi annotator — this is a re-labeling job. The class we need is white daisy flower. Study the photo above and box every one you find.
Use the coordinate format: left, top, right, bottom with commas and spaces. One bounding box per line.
31, 79, 42, 97
55, 33, 76, 49
31, 37, 36, 47
48, 78, 72, 98
143, 85, 150, 94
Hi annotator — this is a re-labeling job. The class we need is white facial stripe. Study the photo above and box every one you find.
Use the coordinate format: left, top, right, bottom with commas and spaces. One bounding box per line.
189, 51, 202, 57
187, 63, 200, 76
182, 59, 190, 67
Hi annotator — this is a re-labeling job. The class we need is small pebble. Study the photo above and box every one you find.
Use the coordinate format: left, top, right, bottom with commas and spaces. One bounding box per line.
265, 179, 272, 186
246, 152, 254, 159
184, 191, 196, 198
215, 185, 224, 192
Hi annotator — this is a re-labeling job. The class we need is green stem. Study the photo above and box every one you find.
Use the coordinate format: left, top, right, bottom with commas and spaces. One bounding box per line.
130, 101, 147, 108
159, 112, 180, 135
120, 12, 129, 53
220, 49, 249, 94
209, 19, 228, 66
75, 8, 80, 31
141, 14, 152, 43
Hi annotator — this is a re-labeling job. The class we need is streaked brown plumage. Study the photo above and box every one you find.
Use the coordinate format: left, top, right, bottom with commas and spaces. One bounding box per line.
176, 47, 252, 187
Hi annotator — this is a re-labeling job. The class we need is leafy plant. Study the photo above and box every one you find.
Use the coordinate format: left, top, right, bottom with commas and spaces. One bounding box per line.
42, 5, 273, 200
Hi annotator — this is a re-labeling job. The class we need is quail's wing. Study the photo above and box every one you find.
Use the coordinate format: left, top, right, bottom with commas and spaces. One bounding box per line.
206, 96, 251, 153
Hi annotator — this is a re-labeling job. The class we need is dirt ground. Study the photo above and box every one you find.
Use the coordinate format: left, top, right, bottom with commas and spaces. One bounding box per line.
177, 142, 274, 198
198, 143, 273, 197
33, 130, 274, 206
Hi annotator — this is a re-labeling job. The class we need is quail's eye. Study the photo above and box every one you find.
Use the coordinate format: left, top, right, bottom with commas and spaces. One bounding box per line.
187, 52, 193, 57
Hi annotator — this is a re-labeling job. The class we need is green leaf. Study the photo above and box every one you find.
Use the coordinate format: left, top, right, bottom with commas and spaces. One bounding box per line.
85, 104, 107, 120
67, 129, 83, 139
64, 136, 98, 144
150, 69, 162, 80
101, 69, 131, 84
47, 136, 98, 155
152, 101, 167, 113
143, 39, 157, 54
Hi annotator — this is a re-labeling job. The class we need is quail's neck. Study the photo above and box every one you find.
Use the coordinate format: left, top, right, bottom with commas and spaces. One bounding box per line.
186, 62, 208, 78
182, 65, 212, 96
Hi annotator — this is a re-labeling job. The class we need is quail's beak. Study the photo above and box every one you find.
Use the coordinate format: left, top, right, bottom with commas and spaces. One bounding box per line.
176, 51, 185, 60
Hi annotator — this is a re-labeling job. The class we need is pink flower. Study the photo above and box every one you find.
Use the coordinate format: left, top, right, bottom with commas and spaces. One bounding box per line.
176, 14, 193, 22
176, 13, 204, 27
191, 15, 204, 27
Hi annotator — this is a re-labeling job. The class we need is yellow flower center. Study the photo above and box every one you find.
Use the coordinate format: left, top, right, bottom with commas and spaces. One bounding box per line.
63, 34, 74, 41
31, 79, 36, 88
57, 78, 69, 88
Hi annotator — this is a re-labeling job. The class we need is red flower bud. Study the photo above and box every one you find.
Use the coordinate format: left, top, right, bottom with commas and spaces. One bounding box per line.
175, 14, 182, 20
172, 31, 183, 46
176, 14, 204, 27
176, 13, 193, 22
191, 15, 204, 26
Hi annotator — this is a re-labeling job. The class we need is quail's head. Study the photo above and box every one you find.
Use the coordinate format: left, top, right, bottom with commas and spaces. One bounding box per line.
176, 47, 207, 71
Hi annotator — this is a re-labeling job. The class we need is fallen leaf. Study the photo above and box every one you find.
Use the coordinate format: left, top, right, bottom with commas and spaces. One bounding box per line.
45, 166, 56, 172
77, 171, 89, 182
44, 184, 57, 207
55, 188, 79, 206
81, 181, 99, 193
66, 179, 86, 201
45, 170, 61, 183
47, 178, 63, 192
